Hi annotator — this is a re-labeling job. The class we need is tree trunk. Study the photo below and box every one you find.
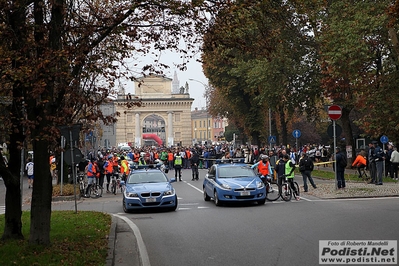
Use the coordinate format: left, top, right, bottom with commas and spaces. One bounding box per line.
1, 120, 24, 240
29, 138, 53, 245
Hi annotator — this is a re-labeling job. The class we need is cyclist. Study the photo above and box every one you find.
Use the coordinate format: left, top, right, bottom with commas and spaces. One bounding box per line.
351, 150, 367, 178
251, 154, 272, 184
119, 156, 130, 182
84, 159, 97, 198
284, 154, 300, 201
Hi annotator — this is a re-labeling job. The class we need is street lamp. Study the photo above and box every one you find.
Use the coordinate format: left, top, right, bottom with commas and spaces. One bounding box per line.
189, 78, 210, 143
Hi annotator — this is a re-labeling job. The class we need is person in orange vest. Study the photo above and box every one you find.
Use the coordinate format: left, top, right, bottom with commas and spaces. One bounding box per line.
251, 154, 272, 184
84, 158, 97, 198
120, 156, 130, 182
184, 148, 191, 169
103, 155, 114, 193
168, 149, 174, 170
352, 150, 367, 178
133, 150, 140, 166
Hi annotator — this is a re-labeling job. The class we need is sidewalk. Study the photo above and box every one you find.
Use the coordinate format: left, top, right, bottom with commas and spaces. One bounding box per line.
303, 166, 399, 199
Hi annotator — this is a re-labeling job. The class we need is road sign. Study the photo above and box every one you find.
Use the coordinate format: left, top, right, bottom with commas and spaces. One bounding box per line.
327, 124, 342, 138
268, 136, 276, 144
292, 129, 301, 139
380, 135, 388, 144
328, 105, 342, 120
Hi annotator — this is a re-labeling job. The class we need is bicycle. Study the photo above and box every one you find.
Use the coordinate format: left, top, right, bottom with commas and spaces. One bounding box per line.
78, 173, 103, 198
279, 175, 300, 201
261, 175, 300, 201
110, 174, 123, 195
259, 175, 280, 201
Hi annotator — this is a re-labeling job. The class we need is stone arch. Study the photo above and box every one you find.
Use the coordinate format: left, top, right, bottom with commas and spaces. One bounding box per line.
142, 114, 166, 146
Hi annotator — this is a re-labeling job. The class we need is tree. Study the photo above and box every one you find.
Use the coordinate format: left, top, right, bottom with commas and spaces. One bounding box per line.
0, 0, 229, 245
317, 0, 398, 149
202, 1, 323, 146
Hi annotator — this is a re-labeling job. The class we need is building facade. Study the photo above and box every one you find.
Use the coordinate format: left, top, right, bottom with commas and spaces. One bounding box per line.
100, 74, 194, 148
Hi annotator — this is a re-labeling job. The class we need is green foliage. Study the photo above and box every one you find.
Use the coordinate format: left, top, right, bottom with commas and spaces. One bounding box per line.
203, 1, 324, 146
0, 211, 111, 265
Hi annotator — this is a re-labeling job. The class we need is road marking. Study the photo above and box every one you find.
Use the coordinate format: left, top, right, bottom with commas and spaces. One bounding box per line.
0, 205, 4, 215
113, 214, 151, 266
185, 182, 203, 193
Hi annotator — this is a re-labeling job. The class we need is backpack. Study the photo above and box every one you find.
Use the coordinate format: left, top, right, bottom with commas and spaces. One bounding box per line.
339, 153, 347, 168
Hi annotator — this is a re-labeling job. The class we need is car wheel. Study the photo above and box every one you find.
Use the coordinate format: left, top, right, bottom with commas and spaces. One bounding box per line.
214, 190, 222, 206
203, 187, 211, 201
257, 198, 266, 205
170, 196, 178, 211
123, 197, 131, 213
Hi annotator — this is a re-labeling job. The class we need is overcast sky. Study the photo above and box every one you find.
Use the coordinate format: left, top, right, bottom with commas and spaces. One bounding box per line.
122, 51, 208, 110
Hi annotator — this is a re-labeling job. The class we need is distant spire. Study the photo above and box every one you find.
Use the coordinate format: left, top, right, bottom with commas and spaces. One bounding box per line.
172, 70, 180, 94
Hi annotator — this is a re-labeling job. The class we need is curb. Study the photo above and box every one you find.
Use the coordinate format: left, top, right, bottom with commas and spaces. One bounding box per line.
106, 216, 117, 266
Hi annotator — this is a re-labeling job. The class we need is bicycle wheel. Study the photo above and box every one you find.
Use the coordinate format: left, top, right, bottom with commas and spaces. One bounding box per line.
90, 184, 103, 198
266, 182, 280, 201
111, 179, 116, 195
281, 183, 292, 201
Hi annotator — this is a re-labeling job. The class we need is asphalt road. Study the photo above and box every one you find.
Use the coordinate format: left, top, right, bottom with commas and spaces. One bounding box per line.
2, 169, 399, 266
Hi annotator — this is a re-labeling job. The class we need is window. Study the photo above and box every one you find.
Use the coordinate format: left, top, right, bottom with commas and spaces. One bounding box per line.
356, 138, 366, 149
175, 113, 180, 122
127, 114, 133, 123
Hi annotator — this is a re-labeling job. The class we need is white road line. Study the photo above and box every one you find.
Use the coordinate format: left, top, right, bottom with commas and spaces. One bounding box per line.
185, 182, 203, 193
113, 214, 151, 266
0, 205, 5, 215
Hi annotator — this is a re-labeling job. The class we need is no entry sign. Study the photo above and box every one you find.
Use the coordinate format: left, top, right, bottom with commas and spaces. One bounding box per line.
328, 105, 342, 120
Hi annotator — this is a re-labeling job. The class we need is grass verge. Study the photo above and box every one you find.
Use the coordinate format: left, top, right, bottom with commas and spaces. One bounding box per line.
0, 211, 111, 266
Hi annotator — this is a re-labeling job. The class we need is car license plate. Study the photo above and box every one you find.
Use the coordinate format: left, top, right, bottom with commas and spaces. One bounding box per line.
146, 198, 156, 202
240, 191, 250, 196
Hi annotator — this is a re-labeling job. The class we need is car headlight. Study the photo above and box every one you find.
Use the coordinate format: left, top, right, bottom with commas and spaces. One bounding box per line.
221, 183, 231, 190
257, 181, 265, 189
163, 189, 175, 196
126, 192, 139, 197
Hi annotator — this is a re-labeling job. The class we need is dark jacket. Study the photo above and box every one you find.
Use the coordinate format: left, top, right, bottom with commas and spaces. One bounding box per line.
335, 152, 346, 172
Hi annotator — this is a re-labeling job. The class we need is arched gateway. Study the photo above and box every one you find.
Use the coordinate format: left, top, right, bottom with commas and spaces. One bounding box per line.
100, 74, 194, 148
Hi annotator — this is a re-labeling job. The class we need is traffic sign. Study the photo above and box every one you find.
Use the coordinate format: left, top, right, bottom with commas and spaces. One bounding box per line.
327, 124, 342, 138
380, 135, 388, 144
292, 129, 301, 139
328, 105, 342, 120
268, 136, 276, 144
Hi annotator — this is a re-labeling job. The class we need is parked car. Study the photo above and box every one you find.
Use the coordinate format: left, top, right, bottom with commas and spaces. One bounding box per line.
122, 167, 177, 213
203, 162, 266, 206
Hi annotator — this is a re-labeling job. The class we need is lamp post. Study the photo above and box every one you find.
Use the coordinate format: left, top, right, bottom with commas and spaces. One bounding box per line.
189, 78, 210, 144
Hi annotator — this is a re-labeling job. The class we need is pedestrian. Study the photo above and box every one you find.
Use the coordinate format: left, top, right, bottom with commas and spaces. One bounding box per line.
367, 142, 377, 184
25, 157, 34, 189
190, 149, 200, 180
299, 153, 317, 192
168, 149, 174, 170
372, 141, 384, 185
274, 154, 287, 196
174, 150, 183, 181
335, 147, 346, 189
390, 146, 399, 180
251, 154, 272, 183
97, 155, 105, 189
104, 155, 114, 193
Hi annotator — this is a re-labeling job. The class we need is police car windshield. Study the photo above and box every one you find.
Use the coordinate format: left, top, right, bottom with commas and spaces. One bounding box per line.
218, 167, 255, 178
128, 172, 168, 184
